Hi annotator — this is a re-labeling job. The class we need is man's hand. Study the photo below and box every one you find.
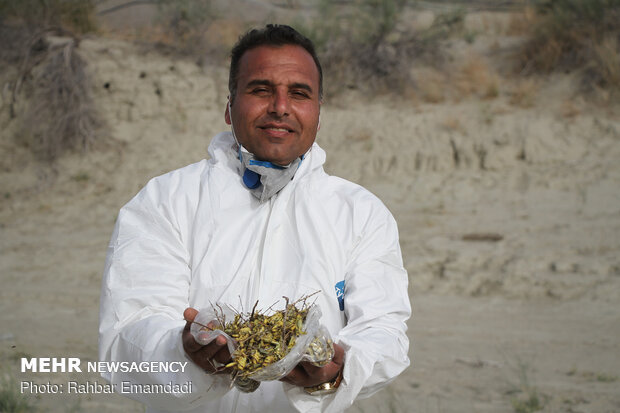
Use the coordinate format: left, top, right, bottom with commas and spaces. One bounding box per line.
182, 307, 233, 374
281, 343, 345, 388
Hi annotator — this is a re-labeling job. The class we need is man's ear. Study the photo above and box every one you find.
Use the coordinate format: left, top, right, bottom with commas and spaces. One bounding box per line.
224, 100, 231, 125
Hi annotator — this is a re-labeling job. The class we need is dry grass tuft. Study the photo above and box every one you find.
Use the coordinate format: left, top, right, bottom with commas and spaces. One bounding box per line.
24, 41, 104, 160
454, 56, 500, 100
6, 28, 106, 161
1, 1, 106, 162
516, 0, 620, 98
587, 35, 620, 93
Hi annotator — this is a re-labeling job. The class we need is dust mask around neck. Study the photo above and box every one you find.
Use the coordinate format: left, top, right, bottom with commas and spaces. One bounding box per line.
228, 99, 303, 203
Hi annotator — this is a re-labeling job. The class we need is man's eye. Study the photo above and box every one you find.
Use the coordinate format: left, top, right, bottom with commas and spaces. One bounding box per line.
251, 88, 270, 95
291, 91, 310, 99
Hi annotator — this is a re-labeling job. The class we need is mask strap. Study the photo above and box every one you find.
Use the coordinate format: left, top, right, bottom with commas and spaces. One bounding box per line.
228, 98, 241, 148
230, 97, 263, 189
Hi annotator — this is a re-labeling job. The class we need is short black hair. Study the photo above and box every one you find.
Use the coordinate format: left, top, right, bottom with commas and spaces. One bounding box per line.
228, 24, 323, 101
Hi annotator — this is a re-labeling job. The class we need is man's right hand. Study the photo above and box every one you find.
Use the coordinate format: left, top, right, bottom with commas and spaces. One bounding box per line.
182, 307, 233, 374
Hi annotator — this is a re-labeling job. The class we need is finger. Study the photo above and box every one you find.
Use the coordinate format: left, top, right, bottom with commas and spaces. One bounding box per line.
182, 308, 198, 340
182, 327, 205, 353
192, 340, 230, 366
183, 322, 229, 356
183, 307, 199, 323
185, 329, 230, 355
212, 345, 233, 364
190, 343, 233, 374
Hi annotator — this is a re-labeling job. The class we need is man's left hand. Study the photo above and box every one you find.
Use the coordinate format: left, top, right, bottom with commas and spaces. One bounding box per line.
280, 343, 345, 387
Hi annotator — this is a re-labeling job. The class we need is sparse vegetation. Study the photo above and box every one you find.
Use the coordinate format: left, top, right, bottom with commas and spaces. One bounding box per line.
148, 0, 224, 59
506, 358, 548, 413
10, 34, 105, 161
512, 392, 544, 413
71, 172, 90, 182
572, 369, 620, 382
0, 371, 36, 413
295, 1, 466, 97
0, 0, 97, 34
518, 0, 620, 98
0, 0, 105, 162
596, 373, 618, 382
294, 0, 407, 95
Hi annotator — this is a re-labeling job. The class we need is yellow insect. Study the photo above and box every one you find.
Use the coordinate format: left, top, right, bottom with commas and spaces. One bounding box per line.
198, 293, 321, 392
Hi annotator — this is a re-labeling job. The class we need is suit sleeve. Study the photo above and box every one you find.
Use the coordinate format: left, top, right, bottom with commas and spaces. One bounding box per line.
98, 173, 231, 411
286, 197, 411, 412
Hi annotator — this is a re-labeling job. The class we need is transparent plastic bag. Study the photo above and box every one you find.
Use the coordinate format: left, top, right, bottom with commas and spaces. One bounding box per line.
248, 304, 334, 381
190, 304, 238, 356
190, 302, 335, 391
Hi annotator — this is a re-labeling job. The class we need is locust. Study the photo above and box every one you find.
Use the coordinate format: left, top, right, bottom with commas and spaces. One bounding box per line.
196, 293, 323, 391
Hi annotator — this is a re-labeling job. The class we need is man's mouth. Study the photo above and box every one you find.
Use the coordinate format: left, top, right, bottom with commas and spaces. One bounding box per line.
260, 123, 295, 134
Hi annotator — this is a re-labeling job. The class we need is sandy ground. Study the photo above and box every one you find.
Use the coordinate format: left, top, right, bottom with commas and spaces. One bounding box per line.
1, 5, 620, 412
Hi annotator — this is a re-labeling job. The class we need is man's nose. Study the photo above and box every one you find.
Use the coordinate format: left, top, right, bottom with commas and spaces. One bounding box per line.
268, 90, 290, 117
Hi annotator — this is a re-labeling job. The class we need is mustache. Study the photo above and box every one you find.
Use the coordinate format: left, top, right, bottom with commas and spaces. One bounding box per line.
257, 116, 299, 132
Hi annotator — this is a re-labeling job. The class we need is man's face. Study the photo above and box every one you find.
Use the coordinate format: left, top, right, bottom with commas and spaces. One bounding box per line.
225, 44, 321, 166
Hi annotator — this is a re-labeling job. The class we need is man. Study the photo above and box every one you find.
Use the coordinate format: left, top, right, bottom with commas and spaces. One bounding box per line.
99, 24, 410, 413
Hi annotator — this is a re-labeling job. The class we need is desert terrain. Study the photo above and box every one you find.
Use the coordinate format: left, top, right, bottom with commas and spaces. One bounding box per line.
1, 1, 619, 412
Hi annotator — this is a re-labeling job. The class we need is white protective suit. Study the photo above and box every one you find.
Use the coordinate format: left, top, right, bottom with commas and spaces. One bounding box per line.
99, 131, 411, 413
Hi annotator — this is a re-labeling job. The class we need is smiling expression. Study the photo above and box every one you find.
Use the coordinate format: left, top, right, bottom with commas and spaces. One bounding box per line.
225, 44, 321, 166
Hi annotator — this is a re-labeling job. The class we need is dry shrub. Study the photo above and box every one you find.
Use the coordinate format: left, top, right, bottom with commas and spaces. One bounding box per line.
587, 35, 620, 93
517, 0, 620, 97
0, 0, 97, 34
322, 37, 409, 95
1, 1, 104, 162
308, 0, 409, 95
404, 8, 465, 63
305, 2, 464, 97
11, 31, 105, 161
138, 0, 230, 63
27, 42, 103, 160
